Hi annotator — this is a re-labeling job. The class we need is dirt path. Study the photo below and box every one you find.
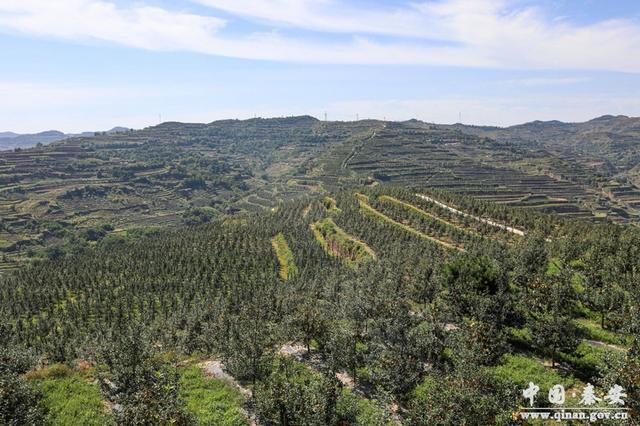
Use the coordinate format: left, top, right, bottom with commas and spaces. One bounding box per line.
199, 360, 257, 425
415, 193, 526, 236
278, 343, 402, 424
583, 339, 627, 353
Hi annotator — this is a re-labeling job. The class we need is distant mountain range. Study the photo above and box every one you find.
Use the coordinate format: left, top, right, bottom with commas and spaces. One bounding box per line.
0, 127, 131, 150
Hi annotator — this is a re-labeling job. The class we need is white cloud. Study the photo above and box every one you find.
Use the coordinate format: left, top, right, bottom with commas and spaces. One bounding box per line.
505, 77, 591, 87
0, 0, 226, 51
193, 0, 640, 72
0, 0, 639, 72
193, 0, 439, 38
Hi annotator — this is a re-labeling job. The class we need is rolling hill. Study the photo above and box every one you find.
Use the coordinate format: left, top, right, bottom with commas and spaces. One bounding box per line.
0, 127, 132, 151
1, 115, 640, 273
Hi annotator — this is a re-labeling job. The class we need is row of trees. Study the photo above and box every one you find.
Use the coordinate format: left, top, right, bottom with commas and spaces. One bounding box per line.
1, 186, 639, 424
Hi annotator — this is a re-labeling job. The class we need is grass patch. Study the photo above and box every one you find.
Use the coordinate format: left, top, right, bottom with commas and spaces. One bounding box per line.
491, 354, 576, 393
575, 318, 631, 347
179, 365, 248, 426
311, 217, 376, 267
558, 342, 614, 378
34, 371, 112, 426
271, 233, 298, 281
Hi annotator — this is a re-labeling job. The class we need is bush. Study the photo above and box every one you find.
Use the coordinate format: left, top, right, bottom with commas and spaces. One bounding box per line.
336, 388, 387, 426
407, 372, 517, 426
24, 363, 73, 381
0, 348, 47, 424
0, 371, 47, 425
98, 330, 192, 425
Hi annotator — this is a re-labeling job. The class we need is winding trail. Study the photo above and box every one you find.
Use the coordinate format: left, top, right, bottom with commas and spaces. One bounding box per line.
199, 360, 257, 425
583, 339, 627, 353
278, 343, 402, 424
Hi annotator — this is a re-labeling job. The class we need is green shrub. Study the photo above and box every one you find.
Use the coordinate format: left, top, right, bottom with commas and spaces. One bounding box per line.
25, 363, 73, 381
336, 388, 387, 426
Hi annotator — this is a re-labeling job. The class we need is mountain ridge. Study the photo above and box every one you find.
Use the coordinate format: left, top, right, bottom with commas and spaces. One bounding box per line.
0, 127, 133, 150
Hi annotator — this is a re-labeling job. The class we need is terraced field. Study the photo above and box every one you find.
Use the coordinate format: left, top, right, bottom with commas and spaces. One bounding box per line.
271, 233, 298, 281
311, 217, 376, 266
0, 117, 376, 270
356, 193, 465, 251
2, 116, 639, 271
355, 189, 527, 251
329, 122, 602, 221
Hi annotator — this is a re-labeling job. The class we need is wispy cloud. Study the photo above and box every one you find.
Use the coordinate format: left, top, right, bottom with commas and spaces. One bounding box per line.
192, 0, 439, 38
0, 0, 639, 72
0, 0, 226, 51
505, 77, 591, 87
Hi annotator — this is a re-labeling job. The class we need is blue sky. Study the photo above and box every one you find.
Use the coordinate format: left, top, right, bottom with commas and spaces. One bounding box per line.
1, 0, 640, 133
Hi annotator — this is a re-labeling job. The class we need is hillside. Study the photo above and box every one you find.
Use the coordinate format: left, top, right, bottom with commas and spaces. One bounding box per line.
1, 116, 640, 273
450, 116, 640, 216
0, 130, 68, 150
0, 127, 132, 151
2, 186, 638, 424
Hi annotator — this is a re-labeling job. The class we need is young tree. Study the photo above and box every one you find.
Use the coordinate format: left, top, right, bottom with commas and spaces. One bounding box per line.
529, 269, 580, 367
254, 357, 338, 426
98, 328, 192, 425
582, 251, 626, 330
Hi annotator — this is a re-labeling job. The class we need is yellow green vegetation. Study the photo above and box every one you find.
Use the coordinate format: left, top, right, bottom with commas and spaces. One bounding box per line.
27, 364, 113, 426
356, 194, 464, 252
491, 354, 577, 394
271, 233, 298, 281
311, 218, 376, 267
178, 365, 248, 426
223, 218, 248, 227
322, 196, 341, 213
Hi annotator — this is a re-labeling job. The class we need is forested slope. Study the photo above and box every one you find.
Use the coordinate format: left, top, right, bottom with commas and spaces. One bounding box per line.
3, 116, 640, 273
2, 186, 639, 424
